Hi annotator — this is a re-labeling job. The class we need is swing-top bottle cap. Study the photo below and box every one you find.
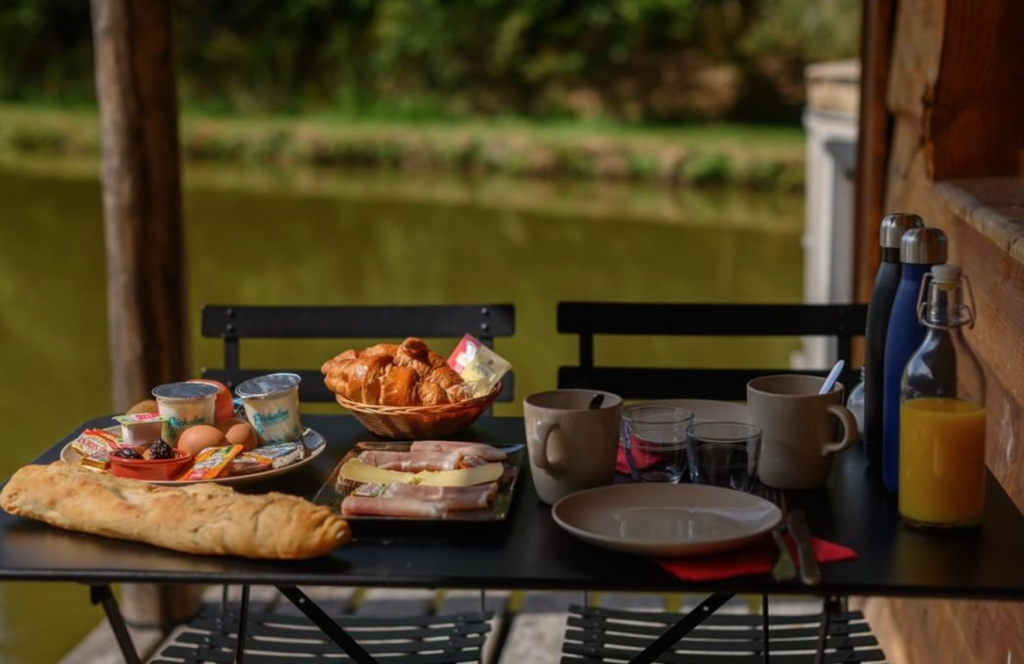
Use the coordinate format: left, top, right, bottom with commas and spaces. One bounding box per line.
901, 227, 948, 264
880, 213, 924, 248
931, 264, 961, 283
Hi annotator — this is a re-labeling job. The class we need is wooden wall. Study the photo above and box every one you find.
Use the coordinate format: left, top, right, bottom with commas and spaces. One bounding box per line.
860, 1, 1024, 661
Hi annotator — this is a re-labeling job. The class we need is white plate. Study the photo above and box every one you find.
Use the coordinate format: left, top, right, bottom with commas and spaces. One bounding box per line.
552, 483, 781, 557
61, 427, 327, 486
633, 399, 753, 425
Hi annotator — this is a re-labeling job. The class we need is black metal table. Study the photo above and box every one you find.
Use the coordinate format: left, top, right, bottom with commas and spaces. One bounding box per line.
4, 415, 1024, 663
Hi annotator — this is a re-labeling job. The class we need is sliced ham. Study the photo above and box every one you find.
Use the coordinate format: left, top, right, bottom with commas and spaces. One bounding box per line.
382, 482, 498, 510
357, 450, 462, 472
409, 440, 507, 462
341, 496, 446, 518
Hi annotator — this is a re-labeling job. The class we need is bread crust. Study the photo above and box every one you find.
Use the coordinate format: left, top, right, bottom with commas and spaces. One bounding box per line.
0, 462, 351, 559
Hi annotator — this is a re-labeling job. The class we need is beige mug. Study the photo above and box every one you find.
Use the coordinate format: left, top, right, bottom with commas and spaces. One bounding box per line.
747, 375, 857, 490
523, 389, 623, 504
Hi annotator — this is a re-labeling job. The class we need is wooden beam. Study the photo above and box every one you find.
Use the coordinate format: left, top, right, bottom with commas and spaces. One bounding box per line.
91, 0, 188, 410
90, 0, 199, 628
929, 0, 1024, 178
852, 0, 898, 303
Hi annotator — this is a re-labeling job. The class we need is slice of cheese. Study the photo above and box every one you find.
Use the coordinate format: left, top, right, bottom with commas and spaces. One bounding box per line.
414, 462, 504, 487
340, 459, 415, 485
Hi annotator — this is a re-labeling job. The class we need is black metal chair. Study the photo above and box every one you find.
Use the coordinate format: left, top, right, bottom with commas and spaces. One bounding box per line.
195, 304, 513, 663
152, 604, 494, 664
201, 304, 515, 404
557, 302, 866, 399
555, 301, 883, 664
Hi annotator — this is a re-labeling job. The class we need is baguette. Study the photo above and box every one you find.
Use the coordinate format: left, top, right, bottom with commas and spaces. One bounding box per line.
0, 462, 351, 559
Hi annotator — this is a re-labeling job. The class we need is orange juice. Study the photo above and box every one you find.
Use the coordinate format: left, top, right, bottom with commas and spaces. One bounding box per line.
899, 397, 986, 526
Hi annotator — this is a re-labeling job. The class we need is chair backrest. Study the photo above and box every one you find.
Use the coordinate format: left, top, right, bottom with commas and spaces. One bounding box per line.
202, 304, 515, 403
557, 302, 867, 400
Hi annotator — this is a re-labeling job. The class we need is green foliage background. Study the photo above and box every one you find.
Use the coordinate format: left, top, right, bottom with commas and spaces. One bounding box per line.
0, 0, 859, 122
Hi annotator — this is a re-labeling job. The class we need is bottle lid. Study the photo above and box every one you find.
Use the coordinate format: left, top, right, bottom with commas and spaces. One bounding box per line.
880, 213, 924, 248
931, 264, 961, 283
901, 227, 948, 264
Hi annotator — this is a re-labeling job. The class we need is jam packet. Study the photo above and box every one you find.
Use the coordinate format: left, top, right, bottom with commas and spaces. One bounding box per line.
448, 334, 512, 398
181, 444, 242, 481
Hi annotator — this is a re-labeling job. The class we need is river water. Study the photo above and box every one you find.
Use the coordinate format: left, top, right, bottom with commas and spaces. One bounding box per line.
0, 159, 803, 662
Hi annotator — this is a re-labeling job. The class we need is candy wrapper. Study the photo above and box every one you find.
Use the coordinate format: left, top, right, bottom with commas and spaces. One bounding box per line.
448, 334, 512, 398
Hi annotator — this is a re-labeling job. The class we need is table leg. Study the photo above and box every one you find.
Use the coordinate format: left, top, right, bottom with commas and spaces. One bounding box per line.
235, 584, 250, 664
628, 592, 733, 664
814, 595, 842, 664
90, 585, 142, 664
762, 593, 770, 664
276, 585, 379, 664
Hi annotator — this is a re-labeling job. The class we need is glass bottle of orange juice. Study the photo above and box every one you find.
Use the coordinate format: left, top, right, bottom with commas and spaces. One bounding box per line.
899, 264, 986, 528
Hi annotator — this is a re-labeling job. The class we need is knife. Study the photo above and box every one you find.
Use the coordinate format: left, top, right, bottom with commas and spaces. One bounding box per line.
787, 510, 821, 586
770, 526, 797, 581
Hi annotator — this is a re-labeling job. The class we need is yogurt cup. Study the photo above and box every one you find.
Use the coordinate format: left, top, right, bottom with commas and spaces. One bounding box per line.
152, 382, 219, 445
235, 373, 303, 444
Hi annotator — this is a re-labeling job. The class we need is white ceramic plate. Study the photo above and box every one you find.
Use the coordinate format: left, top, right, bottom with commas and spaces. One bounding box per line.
61, 427, 326, 486
552, 483, 781, 557
633, 399, 753, 425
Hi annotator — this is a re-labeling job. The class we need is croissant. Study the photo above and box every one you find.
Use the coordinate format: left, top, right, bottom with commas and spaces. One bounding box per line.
321, 348, 361, 377
322, 337, 468, 407
333, 354, 392, 403
363, 343, 400, 357
417, 381, 451, 406
424, 364, 463, 390
380, 366, 420, 406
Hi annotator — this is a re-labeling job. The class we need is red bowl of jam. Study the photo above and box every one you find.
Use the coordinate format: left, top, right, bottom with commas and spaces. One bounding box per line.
109, 449, 193, 481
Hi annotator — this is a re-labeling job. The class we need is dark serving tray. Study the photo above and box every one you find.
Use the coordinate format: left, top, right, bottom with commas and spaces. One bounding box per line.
313, 441, 526, 537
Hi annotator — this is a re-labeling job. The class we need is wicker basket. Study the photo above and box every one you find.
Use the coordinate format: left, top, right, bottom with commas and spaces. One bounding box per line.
335, 382, 502, 439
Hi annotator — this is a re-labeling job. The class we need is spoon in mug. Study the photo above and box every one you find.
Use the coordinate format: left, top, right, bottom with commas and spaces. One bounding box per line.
819, 359, 845, 395
587, 393, 605, 409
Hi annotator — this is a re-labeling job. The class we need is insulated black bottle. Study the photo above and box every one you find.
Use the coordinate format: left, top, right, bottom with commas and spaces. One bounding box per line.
863, 213, 923, 468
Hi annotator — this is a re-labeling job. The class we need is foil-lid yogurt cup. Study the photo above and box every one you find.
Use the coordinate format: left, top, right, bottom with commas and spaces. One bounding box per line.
235, 373, 303, 444
151, 382, 218, 445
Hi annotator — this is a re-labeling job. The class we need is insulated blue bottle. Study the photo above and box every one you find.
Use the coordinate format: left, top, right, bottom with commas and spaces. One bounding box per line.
882, 227, 947, 491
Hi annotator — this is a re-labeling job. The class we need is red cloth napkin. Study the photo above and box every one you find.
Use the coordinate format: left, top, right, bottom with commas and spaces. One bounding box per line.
615, 439, 663, 474
658, 535, 856, 582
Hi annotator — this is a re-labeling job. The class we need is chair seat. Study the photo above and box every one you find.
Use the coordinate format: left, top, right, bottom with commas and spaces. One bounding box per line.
150, 607, 493, 664
560, 604, 887, 664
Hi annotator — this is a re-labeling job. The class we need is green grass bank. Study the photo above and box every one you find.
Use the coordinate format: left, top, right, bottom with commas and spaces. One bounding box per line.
0, 104, 805, 190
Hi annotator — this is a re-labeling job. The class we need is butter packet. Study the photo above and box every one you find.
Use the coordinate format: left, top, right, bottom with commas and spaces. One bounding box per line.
71, 429, 122, 461
113, 413, 167, 447
181, 444, 242, 481
448, 334, 512, 398
228, 443, 303, 476
79, 454, 111, 471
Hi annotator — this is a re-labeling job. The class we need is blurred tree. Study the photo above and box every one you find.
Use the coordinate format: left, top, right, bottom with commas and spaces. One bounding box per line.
0, 0, 860, 122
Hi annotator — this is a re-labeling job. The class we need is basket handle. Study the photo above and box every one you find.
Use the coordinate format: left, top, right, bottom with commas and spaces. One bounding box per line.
532, 419, 566, 475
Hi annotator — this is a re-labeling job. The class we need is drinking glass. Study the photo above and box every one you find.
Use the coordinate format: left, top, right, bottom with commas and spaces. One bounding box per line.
686, 421, 762, 492
621, 406, 694, 483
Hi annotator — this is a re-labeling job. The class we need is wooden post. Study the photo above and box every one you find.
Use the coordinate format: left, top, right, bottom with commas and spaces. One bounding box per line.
852, 0, 897, 303
91, 0, 188, 409
90, 0, 200, 628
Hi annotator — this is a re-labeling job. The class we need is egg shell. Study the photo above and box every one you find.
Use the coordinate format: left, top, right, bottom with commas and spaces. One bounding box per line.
215, 417, 247, 434
223, 422, 257, 452
176, 425, 228, 458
